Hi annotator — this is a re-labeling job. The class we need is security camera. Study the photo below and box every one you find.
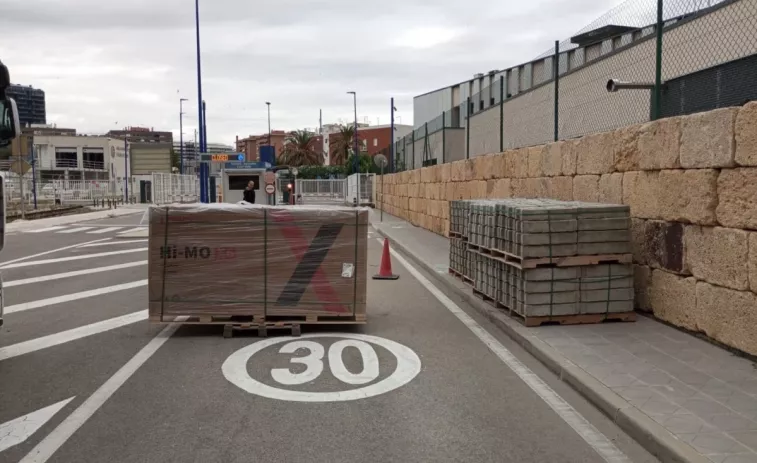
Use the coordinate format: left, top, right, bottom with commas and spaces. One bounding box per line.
606, 79, 656, 93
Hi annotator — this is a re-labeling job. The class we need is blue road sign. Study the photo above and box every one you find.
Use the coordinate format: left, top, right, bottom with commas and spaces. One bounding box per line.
237, 154, 244, 162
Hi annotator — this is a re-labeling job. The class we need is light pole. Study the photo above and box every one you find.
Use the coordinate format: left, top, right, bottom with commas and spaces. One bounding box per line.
265, 102, 271, 147
347, 91, 359, 205
179, 98, 188, 175
195, 0, 207, 202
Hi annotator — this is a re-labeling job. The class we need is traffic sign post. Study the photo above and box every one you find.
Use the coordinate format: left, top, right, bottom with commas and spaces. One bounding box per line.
265, 184, 275, 195
374, 154, 387, 222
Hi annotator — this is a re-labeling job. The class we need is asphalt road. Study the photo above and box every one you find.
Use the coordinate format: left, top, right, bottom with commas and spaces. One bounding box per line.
0, 213, 658, 463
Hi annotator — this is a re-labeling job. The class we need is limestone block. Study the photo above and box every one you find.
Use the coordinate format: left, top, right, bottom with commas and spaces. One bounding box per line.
440, 163, 451, 183
750, 233, 757, 294
717, 168, 757, 230
547, 176, 573, 201
630, 219, 647, 265
695, 282, 757, 356
509, 148, 529, 178
576, 131, 614, 175
470, 180, 488, 199
410, 169, 421, 184
463, 159, 476, 181
420, 167, 431, 183
541, 142, 562, 177
527, 146, 544, 178
573, 175, 599, 202
487, 178, 511, 198
637, 117, 681, 170
680, 107, 737, 168
525, 178, 548, 198
659, 169, 718, 225
633, 265, 652, 312
491, 153, 508, 179
500, 150, 516, 178
649, 270, 697, 330
474, 155, 490, 180
561, 140, 578, 176
736, 101, 757, 166
642, 220, 686, 273
450, 161, 464, 182
612, 123, 642, 172
598, 173, 623, 204
432, 165, 442, 183
446, 182, 462, 201
685, 225, 748, 291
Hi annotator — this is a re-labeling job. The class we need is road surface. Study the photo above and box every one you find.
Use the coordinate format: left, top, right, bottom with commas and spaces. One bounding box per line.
0, 212, 657, 463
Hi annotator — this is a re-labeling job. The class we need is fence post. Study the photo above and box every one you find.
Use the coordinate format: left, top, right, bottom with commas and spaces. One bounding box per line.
442, 112, 446, 164
466, 96, 471, 159
411, 131, 415, 170
424, 122, 428, 163
553, 40, 560, 142
652, 0, 664, 121
499, 76, 504, 152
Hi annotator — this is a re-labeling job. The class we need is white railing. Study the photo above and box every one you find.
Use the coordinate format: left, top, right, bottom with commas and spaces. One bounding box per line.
151, 173, 199, 205
2, 177, 136, 206
296, 179, 346, 199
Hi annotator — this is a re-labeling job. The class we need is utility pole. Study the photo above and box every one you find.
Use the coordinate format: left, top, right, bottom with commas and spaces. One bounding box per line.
266, 102, 271, 146
179, 98, 188, 174
347, 91, 359, 205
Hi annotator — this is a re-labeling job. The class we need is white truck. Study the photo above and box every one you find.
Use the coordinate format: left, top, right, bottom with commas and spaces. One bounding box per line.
0, 59, 22, 327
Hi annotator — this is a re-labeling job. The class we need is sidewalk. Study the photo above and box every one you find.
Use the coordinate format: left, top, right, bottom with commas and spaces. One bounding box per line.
370, 209, 757, 463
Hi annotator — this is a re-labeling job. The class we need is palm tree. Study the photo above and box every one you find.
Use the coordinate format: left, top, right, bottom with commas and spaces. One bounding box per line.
279, 130, 322, 166
329, 124, 360, 166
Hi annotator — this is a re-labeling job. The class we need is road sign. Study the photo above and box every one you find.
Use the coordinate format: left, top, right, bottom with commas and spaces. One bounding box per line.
10, 158, 30, 176
265, 184, 275, 195
374, 153, 387, 169
222, 334, 421, 402
291, 167, 299, 176
200, 153, 245, 162
264, 171, 275, 185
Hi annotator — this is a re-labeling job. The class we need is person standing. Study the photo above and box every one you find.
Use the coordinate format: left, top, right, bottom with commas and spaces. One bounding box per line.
243, 180, 256, 204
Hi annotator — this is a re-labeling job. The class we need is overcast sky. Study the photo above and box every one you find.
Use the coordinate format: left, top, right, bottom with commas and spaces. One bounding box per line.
1, 0, 622, 146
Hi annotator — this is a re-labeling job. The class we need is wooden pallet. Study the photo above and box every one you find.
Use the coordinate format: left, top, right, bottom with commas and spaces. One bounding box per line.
474, 246, 632, 270
472, 288, 497, 305
150, 314, 367, 338
511, 310, 636, 327
448, 268, 474, 286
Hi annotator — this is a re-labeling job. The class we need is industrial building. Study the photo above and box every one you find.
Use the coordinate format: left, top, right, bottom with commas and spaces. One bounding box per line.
6, 84, 46, 126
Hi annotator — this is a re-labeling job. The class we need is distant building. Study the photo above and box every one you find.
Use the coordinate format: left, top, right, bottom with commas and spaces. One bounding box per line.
30, 134, 128, 182
6, 84, 46, 126
106, 126, 173, 145
236, 131, 287, 162
174, 141, 233, 174
324, 124, 412, 164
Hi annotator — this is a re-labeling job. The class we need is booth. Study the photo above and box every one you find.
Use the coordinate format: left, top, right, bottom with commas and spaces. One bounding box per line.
221, 161, 271, 205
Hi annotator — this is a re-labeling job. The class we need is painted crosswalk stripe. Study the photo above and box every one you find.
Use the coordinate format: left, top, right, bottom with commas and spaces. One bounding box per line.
0, 310, 148, 361
86, 227, 123, 234
57, 227, 94, 234
79, 239, 147, 248
4, 280, 148, 314
4, 261, 147, 287
116, 227, 146, 235
27, 226, 67, 233
0, 248, 147, 269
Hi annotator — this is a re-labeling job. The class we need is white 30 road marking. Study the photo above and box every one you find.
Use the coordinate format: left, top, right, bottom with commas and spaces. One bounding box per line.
380, 238, 631, 463
4, 280, 147, 314
223, 333, 421, 403
4, 261, 147, 288
0, 397, 75, 453
20, 320, 184, 463
0, 310, 148, 361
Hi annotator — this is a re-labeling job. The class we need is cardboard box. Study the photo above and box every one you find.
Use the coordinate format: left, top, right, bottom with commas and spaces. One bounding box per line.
148, 203, 368, 321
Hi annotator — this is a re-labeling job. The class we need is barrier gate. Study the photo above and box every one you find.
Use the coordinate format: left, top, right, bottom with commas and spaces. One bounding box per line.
294, 178, 346, 205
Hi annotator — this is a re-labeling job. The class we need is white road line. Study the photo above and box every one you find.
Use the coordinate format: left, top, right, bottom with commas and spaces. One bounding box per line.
0, 238, 112, 268
4, 261, 147, 287
78, 239, 147, 248
0, 248, 147, 269
0, 310, 148, 361
86, 227, 123, 234
0, 397, 76, 453
4, 280, 148, 314
57, 227, 95, 234
27, 226, 68, 233
20, 320, 183, 463
382, 238, 631, 463
116, 227, 146, 235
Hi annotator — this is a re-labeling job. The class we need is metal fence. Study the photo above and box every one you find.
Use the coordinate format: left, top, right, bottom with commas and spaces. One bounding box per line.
383, 0, 757, 170
150, 173, 200, 205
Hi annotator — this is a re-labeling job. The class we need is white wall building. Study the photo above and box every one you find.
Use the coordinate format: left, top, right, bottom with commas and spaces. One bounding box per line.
32, 135, 128, 182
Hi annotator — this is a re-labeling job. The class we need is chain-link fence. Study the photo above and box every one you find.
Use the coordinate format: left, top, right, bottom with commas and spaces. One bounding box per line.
378, 0, 757, 171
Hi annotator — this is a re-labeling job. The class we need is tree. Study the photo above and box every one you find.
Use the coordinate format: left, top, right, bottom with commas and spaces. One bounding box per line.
170, 148, 180, 171
279, 130, 323, 166
329, 124, 361, 166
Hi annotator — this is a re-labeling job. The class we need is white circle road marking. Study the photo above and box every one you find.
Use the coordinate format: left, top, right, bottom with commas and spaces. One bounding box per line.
222, 333, 422, 402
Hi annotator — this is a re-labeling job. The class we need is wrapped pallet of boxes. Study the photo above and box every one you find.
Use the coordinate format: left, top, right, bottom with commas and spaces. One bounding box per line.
148, 203, 368, 323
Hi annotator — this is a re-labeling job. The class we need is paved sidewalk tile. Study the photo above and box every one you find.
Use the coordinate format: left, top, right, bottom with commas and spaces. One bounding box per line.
370, 209, 757, 463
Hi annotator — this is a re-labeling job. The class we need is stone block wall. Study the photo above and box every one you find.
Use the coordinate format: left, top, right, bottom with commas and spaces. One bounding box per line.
377, 103, 757, 356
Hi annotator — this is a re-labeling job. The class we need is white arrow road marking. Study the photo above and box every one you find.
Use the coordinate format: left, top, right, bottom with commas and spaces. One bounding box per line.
26, 226, 67, 233
4, 280, 148, 315
4, 262, 147, 288
0, 311, 148, 361
0, 248, 147, 270
0, 397, 75, 453
78, 240, 147, 248
116, 227, 146, 235
0, 238, 111, 268
20, 321, 184, 463
86, 227, 123, 234
56, 227, 94, 234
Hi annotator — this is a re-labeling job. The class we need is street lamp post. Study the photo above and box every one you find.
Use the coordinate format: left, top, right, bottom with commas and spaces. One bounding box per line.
347, 91, 359, 205
179, 98, 188, 175
265, 102, 271, 146
195, 0, 207, 202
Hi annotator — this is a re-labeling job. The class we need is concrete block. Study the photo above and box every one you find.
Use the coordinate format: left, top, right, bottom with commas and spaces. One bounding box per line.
637, 117, 681, 171
576, 131, 614, 175
649, 270, 697, 330
696, 282, 757, 357
573, 175, 600, 202
547, 176, 573, 201
736, 101, 757, 166
561, 140, 578, 176
528, 146, 544, 178
685, 225, 749, 291
541, 142, 562, 177
717, 168, 757, 230
639, 220, 685, 273
751, 233, 757, 294
680, 107, 737, 168
634, 265, 652, 312
659, 169, 718, 225
598, 173, 623, 204
612, 123, 642, 172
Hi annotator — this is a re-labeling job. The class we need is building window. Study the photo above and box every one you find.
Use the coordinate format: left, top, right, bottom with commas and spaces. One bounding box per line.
373, 138, 378, 147
55, 148, 78, 169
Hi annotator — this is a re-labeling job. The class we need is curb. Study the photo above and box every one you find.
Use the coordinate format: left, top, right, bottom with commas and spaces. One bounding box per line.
372, 222, 707, 463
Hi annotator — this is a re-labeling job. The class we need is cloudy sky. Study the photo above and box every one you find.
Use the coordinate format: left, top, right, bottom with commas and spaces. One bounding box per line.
1, 0, 622, 146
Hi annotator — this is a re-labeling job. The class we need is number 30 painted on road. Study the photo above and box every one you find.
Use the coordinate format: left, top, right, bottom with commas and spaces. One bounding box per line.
222, 334, 421, 403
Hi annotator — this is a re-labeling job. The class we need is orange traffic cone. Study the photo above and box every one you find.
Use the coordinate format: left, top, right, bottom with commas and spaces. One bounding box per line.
373, 238, 399, 280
